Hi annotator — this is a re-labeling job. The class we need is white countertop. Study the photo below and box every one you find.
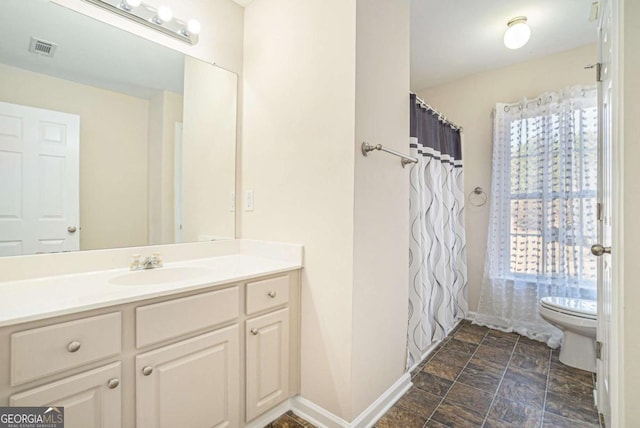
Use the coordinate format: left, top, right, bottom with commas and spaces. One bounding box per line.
0, 251, 302, 328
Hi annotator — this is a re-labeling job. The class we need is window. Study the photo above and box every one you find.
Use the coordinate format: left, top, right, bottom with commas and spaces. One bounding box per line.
507, 106, 598, 287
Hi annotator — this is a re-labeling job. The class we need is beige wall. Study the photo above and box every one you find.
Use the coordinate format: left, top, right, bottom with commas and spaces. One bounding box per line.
351, 0, 410, 418
242, 0, 410, 421
0, 63, 149, 250
242, 0, 357, 418
148, 93, 164, 245
182, 58, 237, 241
51, 0, 244, 73
418, 44, 597, 312
148, 91, 184, 245
161, 92, 184, 243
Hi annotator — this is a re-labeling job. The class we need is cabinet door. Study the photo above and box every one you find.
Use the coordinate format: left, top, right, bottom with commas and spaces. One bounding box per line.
136, 325, 239, 428
10, 362, 121, 428
246, 308, 289, 421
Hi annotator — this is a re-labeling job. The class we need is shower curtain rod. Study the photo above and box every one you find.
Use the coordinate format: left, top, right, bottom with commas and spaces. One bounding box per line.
411, 93, 463, 132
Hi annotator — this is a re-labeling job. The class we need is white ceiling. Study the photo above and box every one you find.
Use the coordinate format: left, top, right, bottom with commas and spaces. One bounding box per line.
2, 0, 597, 98
0, 0, 184, 99
410, 0, 598, 91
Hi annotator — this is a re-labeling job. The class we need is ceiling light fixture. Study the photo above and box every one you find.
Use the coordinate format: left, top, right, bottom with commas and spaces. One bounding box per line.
503, 16, 531, 50
83, 0, 200, 45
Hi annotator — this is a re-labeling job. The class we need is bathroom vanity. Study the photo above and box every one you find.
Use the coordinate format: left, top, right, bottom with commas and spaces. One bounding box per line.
0, 240, 303, 428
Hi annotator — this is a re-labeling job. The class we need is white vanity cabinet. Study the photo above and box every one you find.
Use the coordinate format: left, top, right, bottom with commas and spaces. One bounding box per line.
0, 269, 301, 428
134, 286, 242, 428
10, 363, 122, 428
2, 312, 123, 428
245, 276, 292, 421
10, 312, 121, 386
246, 309, 289, 421
136, 326, 240, 428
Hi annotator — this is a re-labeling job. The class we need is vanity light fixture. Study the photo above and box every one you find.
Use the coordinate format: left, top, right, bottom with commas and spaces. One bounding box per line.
503, 16, 531, 49
120, 0, 141, 11
153, 5, 173, 24
185, 19, 202, 36
83, 0, 200, 45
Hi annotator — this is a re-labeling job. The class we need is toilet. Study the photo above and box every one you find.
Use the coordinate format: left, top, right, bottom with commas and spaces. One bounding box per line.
539, 296, 597, 372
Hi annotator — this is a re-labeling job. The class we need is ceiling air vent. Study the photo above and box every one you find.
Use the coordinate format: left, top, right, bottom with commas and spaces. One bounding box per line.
28, 37, 57, 58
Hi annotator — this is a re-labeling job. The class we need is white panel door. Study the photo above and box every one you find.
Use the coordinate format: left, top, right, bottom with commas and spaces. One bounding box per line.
0, 101, 79, 256
596, 0, 614, 425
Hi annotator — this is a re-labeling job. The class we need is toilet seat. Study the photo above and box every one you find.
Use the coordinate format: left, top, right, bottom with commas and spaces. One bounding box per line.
540, 297, 597, 320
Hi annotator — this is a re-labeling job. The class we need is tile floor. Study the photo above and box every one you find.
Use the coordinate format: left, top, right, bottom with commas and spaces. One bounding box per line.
266, 410, 317, 428
266, 321, 601, 428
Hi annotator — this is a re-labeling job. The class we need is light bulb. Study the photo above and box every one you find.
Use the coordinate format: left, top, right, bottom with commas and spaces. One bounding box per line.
503, 16, 531, 50
187, 19, 201, 35
124, 0, 141, 8
155, 5, 173, 23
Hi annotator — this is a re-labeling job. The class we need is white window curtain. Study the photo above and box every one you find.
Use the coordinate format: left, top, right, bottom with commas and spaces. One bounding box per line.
474, 86, 598, 347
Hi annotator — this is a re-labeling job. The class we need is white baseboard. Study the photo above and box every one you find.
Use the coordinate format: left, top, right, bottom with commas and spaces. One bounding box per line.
349, 373, 412, 428
291, 373, 412, 428
291, 396, 350, 428
250, 316, 477, 428
407, 339, 442, 373
406, 317, 469, 373
247, 317, 475, 428
245, 399, 292, 428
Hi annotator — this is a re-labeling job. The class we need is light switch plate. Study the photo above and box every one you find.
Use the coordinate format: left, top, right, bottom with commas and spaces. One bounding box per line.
245, 190, 254, 211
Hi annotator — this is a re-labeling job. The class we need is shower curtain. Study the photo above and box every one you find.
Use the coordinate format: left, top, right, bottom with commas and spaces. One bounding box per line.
407, 94, 468, 369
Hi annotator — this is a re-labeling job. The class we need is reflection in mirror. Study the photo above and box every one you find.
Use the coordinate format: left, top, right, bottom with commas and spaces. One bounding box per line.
0, 0, 237, 256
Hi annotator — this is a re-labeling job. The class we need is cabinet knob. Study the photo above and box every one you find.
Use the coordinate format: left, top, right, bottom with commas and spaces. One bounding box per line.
107, 378, 120, 389
250, 328, 259, 336
142, 366, 153, 376
67, 341, 81, 353
267, 291, 277, 298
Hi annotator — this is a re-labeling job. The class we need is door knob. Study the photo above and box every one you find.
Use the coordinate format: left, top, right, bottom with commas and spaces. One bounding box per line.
142, 366, 153, 376
107, 378, 120, 389
591, 244, 611, 256
67, 226, 77, 233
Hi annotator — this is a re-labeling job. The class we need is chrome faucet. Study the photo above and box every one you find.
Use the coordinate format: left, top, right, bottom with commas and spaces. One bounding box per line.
130, 253, 163, 271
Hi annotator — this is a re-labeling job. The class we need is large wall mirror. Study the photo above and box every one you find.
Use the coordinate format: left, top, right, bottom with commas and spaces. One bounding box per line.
0, 0, 237, 256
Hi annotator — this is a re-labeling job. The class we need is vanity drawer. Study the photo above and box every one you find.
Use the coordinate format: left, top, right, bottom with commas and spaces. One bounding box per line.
11, 312, 122, 386
136, 286, 239, 348
246, 275, 289, 315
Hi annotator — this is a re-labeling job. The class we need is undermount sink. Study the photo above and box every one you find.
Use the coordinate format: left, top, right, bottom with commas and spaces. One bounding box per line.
108, 266, 213, 286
